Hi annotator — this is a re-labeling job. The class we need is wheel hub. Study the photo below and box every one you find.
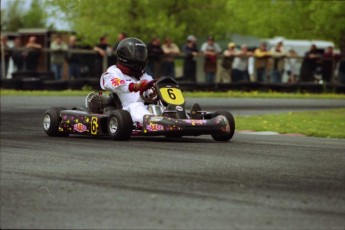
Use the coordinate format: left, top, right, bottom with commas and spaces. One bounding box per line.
43, 114, 51, 131
109, 117, 118, 134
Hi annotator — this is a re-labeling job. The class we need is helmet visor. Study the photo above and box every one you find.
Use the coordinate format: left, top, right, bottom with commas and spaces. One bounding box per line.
131, 43, 147, 62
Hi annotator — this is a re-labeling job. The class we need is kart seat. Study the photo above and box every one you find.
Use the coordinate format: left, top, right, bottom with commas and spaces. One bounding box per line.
109, 92, 123, 110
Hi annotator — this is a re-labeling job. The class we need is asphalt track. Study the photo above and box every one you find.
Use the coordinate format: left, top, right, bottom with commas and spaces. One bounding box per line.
1, 96, 345, 229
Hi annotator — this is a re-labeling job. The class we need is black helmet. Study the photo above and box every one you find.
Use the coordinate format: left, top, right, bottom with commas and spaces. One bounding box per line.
116, 37, 148, 72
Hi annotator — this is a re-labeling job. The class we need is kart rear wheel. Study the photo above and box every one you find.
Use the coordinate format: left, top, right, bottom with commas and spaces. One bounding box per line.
108, 110, 133, 141
43, 107, 69, 137
211, 111, 235, 142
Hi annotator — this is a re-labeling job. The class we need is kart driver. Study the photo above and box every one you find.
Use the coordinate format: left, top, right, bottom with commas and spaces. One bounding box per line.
100, 37, 155, 125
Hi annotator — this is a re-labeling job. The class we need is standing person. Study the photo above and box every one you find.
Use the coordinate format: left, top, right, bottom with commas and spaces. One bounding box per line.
217, 42, 237, 83
93, 36, 112, 77
300, 44, 320, 82
50, 35, 68, 80
338, 55, 345, 84
0, 35, 11, 78
285, 49, 299, 83
232, 44, 252, 82
254, 42, 271, 82
113, 32, 127, 51
182, 35, 198, 82
200, 36, 222, 83
100, 37, 155, 125
66, 35, 81, 79
161, 37, 180, 78
270, 41, 286, 83
111, 32, 127, 65
11, 37, 25, 72
322, 46, 335, 83
25, 36, 42, 71
146, 37, 164, 78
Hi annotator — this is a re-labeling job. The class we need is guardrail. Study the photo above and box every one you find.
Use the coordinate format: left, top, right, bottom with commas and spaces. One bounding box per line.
1, 75, 345, 93
1, 47, 339, 89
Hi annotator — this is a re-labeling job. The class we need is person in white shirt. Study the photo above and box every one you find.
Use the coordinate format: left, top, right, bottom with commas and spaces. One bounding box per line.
100, 37, 155, 125
270, 41, 286, 83
200, 36, 222, 83
232, 44, 252, 82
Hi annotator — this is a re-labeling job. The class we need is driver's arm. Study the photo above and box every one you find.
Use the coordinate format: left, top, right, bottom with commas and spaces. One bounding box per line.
128, 80, 148, 92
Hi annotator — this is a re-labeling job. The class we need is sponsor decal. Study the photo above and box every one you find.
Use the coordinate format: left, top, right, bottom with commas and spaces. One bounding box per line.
185, 119, 207, 126
135, 43, 146, 47
73, 123, 87, 133
176, 106, 183, 111
111, 78, 126, 87
150, 116, 163, 122
146, 123, 164, 131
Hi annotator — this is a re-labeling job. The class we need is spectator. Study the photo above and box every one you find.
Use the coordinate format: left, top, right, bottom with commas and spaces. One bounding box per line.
300, 44, 320, 82
25, 36, 42, 71
93, 36, 112, 77
338, 55, 345, 84
66, 35, 81, 79
182, 35, 198, 82
161, 37, 180, 78
50, 35, 68, 80
146, 37, 164, 78
270, 41, 286, 83
111, 32, 127, 65
11, 37, 25, 72
200, 35, 222, 83
113, 32, 127, 51
285, 49, 299, 83
254, 42, 270, 82
232, 44, 252, 82
217, 42, 237, 83
0, 35, 11, 78
322, 46, 335, 83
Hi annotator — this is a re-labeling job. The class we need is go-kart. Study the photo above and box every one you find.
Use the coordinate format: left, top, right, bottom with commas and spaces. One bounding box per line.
43, 77, 235, 141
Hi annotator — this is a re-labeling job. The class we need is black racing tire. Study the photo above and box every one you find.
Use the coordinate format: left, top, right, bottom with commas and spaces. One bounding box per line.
211, 111, 235, 142
43, 107, 69, 137
107, 110, 133, 141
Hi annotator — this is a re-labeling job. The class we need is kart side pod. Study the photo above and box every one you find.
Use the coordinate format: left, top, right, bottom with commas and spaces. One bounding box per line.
142, 114, 230, 137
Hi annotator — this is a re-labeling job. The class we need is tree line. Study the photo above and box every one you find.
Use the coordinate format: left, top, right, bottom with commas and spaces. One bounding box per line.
2, 0, 345, 53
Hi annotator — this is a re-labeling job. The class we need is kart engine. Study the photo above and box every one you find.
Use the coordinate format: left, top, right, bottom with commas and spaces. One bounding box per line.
85, 92, 110, 113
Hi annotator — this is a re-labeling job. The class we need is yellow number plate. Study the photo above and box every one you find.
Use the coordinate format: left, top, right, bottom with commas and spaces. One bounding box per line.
91, 117, 98, 135
159, 88, 185, 105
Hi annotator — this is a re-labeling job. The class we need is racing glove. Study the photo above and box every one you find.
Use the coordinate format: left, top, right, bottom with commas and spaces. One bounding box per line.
146, 79, 157, 89
143, 89, 156, 99
128, 80, 148, 92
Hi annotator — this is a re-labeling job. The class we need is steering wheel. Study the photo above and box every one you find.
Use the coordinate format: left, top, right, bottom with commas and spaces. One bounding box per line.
140, 80, 158, 103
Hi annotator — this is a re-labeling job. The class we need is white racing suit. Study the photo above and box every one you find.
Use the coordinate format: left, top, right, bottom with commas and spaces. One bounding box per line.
100, 65, 153, 124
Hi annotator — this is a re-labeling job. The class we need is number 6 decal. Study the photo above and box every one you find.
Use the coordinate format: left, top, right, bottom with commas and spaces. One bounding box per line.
167, 89, 176, 100
91, 117, 98, 135
159, 87, 185, 105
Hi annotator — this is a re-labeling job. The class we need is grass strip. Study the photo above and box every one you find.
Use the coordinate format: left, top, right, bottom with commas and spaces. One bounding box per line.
1, 89, 345, 99
236, 108, 345, 138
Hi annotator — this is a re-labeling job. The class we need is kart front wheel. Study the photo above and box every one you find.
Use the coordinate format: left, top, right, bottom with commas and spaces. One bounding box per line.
108, 110, 133, 141
43, 107, 69, 137
211, 111, 235, 142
